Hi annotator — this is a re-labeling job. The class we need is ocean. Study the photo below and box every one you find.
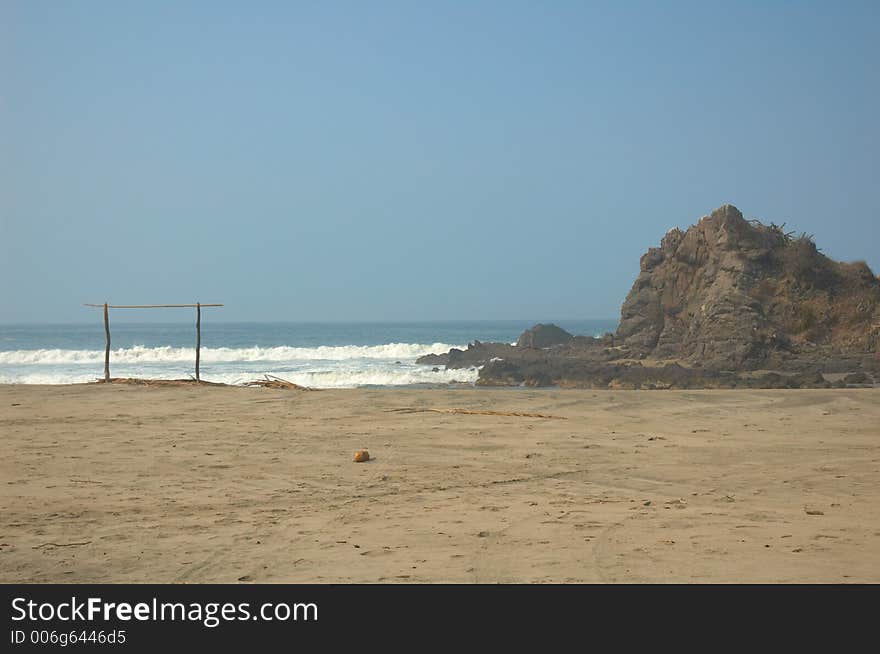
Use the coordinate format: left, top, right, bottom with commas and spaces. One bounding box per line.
0, 320, 617, 387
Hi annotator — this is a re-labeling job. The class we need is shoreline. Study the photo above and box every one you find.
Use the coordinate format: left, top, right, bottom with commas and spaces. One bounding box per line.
1, 377, 877, 390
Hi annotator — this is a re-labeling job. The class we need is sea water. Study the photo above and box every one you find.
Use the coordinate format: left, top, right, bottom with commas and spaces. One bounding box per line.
0, 320, 616, 387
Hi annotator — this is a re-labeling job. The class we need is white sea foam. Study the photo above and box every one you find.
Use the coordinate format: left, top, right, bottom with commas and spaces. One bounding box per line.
240, 366, 479, 388
0, 341, 478, 387
0, 365, 479, 387
0, 342, 460, 366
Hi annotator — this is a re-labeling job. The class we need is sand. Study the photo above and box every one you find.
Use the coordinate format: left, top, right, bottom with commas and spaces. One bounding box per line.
1, 384, 879, 583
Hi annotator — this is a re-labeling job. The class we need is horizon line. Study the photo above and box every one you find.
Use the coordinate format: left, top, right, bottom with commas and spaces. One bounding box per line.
0, 317, 620, 327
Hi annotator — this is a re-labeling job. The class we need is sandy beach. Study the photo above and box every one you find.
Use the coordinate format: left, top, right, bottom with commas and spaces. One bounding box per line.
1, 384, 879, 583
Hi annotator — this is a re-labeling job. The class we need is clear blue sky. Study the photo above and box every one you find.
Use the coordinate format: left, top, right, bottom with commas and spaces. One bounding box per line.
2, 1, 878, 323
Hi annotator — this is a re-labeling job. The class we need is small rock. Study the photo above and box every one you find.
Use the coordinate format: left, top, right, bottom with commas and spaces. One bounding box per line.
353, 450, 370, 463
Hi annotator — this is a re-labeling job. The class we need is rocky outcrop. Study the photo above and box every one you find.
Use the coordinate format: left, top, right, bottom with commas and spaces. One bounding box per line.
417, 204, 880, 388
416, 341, 515, 368
616, 204, 880, 368
416, 329, 611, 371
516, 324, 574, 349
475, 359, 834, 389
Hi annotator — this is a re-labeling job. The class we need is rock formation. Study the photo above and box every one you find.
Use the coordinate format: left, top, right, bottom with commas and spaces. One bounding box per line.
419, 204, 880, 388
515, 323, 574, 349
616, 204, 880, 368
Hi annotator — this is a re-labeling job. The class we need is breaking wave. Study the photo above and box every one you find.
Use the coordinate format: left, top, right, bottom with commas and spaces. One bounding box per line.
0, 342, 478, 387
0, 366, 480, 388
0, 342, 459, 366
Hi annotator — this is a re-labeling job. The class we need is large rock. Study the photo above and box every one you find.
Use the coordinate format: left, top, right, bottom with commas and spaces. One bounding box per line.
615, 204, 880, 368
416, 203, 879, 388
516, 324, 574, 349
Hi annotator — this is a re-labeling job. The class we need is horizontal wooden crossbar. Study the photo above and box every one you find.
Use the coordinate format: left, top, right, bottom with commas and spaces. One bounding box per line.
83, 304, 223, 308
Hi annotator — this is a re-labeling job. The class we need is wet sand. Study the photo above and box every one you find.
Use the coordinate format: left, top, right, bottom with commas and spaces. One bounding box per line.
1, 384, 879, 583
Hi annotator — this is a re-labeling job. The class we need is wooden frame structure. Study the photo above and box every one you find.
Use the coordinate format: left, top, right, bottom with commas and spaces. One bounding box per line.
83, 303, 224, 382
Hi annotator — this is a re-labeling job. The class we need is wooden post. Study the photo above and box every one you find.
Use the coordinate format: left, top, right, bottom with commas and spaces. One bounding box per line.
103, 302, 111, 382
195, 302, 201, 382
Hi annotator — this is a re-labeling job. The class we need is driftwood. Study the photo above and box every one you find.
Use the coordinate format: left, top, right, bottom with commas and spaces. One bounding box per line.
243, 374, 313, 391
33, 541, 92, 549
386, 408, 566, 420
87, 375, 311, 389
89, 377, 228, 387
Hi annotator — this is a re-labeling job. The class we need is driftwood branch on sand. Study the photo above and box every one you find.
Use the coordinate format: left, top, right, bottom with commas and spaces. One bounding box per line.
242, 374, 314, 391
386, 408, 566, 420
89, 375, 312, 390
89, 377, 227, 387
33, 541, 92, 549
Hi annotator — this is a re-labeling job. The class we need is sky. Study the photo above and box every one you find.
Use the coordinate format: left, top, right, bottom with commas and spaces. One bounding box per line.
2, 1, 878, 323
